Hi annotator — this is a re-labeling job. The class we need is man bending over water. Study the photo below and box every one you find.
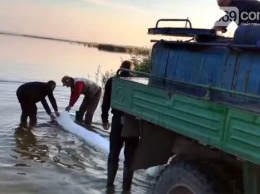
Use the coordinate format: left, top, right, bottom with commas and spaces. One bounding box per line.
16, 80, 60, 128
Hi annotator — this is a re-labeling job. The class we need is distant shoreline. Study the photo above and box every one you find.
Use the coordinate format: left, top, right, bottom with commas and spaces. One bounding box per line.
0, 31, 150, 55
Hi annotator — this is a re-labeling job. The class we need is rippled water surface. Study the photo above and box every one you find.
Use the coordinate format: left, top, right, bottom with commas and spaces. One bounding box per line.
0, 36, 154, 194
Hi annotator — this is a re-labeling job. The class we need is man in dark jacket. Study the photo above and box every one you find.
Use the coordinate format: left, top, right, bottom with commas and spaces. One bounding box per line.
101, 60, 139, 191
16, 80, 60, 128
213, 0, 260, 32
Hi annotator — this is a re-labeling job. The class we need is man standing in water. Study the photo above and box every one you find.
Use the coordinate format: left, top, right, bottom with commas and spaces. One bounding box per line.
61, 75, 102, 125
101, 60, 139, 192
16, 80, 60, 128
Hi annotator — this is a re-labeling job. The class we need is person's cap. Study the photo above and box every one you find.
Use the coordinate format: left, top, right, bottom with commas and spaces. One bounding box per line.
217, 0, 232, 6
61, 75, 71, 86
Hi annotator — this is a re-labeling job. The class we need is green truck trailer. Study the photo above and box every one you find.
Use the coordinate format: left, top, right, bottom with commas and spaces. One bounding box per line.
111, 19, 260, 193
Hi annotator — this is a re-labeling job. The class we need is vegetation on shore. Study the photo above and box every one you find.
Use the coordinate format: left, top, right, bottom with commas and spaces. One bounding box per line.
0, 31, 150, 55
131, 54, 151, 73
98, 53, 151, 88
96, 44, 149, 55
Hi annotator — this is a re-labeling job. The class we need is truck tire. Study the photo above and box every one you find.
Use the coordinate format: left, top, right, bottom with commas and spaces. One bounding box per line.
153, 161, 221, 194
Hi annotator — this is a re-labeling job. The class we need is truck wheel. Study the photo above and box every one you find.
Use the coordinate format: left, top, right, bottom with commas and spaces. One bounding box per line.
153, 161, 221, 194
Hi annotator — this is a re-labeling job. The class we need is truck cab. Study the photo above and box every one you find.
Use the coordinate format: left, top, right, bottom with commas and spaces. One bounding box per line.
111, 19, 260, 193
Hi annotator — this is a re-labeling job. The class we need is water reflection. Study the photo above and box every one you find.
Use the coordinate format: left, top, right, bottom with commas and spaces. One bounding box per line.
105, 186, 134, 194
13, 127, 48, 163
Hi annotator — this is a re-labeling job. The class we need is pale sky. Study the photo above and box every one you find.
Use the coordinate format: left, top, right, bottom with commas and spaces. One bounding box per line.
0, 0, 237, 47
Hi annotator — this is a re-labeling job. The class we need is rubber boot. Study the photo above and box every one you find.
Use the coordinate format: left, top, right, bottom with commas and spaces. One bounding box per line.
29, 122, 36, 129
20, 115, 28, 128
84, 112, 93, 125
29, 117, 37, 129
107, 165, 118, 188
75, 111, 84, 122
122, 168, 134, 191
